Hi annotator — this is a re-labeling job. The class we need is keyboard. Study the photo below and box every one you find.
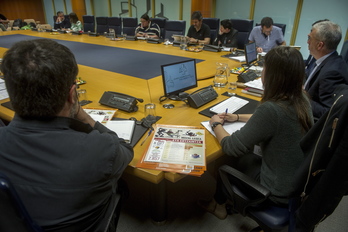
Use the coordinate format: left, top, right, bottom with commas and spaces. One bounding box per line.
209, 96, 249, 114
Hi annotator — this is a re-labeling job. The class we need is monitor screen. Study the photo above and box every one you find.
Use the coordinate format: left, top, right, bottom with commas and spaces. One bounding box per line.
161, 59, 197, 100
244, 42, 257, 66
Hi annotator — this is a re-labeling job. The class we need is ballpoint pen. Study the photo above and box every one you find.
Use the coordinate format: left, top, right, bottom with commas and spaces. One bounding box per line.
141, 128, 153, 146
223, 108, 228, 125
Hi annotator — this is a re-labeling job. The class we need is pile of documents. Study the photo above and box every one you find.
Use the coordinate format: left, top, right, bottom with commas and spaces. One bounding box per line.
137, 124, 206, 176
241, 78, 264, 97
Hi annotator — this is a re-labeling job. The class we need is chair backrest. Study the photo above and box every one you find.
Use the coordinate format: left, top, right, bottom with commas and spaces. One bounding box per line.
107, 17, 122, 35
255, 22, 286, 36
23, 19, 35, 25
150, 17, 166, 39
202, 18, 220, 44
230, 19, 254, 49
96, 16, 109, 34
341, 40, 348, 65
164, 20, 186, 41
0, 172, 44, 232
122, 17, 138, 36
82, 15, 95, 32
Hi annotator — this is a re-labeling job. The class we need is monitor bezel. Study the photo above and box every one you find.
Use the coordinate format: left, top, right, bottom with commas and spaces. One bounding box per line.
161, 59, 198, 99
244, 42, 258, 66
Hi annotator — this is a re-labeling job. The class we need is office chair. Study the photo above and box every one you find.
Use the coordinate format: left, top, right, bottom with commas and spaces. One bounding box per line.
122, 17, 138, 36
340, 40, 348, 65
82, 15, 95, 32
164, 20, 186, 41
255, 23, 286, 36
108, 17, 122, 35
202, 18, 220, 44
230, 19, 254, 49
150, 17, 166, 39
0, 172, 44, 232
219, 165, 292, 232
96, 17, 109, 34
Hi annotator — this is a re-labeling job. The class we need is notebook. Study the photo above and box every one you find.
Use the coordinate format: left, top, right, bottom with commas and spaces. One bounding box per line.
105, 120, 136, 143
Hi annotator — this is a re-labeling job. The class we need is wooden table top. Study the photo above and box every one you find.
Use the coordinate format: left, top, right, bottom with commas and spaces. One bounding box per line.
0, 30, 261, 183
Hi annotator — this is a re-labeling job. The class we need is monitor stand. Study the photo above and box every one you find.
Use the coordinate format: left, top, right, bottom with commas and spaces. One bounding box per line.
168, 92, 189, 101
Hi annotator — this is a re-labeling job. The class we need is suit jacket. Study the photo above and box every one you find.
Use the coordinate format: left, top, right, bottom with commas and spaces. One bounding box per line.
213, 28, 238, 48
292, 84, 348, 232
305, 51, 348, 118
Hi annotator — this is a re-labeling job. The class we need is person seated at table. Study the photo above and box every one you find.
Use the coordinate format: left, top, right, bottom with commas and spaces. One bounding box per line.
213, 19, 238, 48
0, 38, 134, 231
135, 14, 160, 39
187, 11, 211, 45
0, 13, 9, 31
249, 16, 286, 53
198, 46, 313, 220
53, 11, 70, 30
67, 12, 83, 32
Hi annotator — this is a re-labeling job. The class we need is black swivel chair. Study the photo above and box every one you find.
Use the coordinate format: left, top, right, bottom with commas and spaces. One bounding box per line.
150, 18, 166, 39
0, 172, 44, 232
202, 18, 220, 44
255, 23, 286, 36
230, 19, 254, 49
96, 17, 109, 34
108, 17, 122, 35
163, 20, 186, 42
82, 15, 95, 32
340, 40, 348, 65
219, 165, 292, 232
122, 17, 138, 36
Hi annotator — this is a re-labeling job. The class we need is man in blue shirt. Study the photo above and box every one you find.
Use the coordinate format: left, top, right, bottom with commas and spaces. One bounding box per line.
249, 17, 285, 53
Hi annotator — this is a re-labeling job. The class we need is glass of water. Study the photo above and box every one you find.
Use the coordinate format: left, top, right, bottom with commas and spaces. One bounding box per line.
226, 82, 237, 96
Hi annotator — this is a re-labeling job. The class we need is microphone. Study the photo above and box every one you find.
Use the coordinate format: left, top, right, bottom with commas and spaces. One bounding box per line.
237, 61, 258, 83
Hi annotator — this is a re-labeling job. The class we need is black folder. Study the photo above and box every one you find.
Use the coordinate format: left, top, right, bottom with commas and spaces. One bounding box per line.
198, 93, 259, 118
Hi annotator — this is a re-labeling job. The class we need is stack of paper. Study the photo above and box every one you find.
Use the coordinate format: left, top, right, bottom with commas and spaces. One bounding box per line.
0, 79, 9, 100
242, 78, 264, 97
137, 124, 206, 176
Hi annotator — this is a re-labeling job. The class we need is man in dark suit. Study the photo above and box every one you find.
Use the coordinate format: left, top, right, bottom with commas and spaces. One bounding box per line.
304, 20, 348, 119
54, 11, 71, 29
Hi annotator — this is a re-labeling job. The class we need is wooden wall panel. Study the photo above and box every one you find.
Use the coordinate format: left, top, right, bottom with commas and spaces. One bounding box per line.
1, 0, 46, 23
71, 0, 86, 23
191, 0, 213, 18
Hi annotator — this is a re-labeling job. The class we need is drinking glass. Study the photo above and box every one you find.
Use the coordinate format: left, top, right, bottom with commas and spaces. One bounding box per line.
226, 82, 237, 96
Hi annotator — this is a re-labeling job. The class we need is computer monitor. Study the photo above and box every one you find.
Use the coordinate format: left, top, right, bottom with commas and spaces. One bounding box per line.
161, 59, 197, 100
244, 42, 258, 66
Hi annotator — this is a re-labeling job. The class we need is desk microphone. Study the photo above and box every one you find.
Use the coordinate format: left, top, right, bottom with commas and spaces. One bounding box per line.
237, 61, 258, 83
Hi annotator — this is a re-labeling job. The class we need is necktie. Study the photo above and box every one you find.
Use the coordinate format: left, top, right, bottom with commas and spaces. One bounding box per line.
305, 58, 316, 77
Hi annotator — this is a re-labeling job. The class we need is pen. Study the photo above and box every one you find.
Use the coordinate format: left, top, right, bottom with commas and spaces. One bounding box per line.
223, 108, 228, 125
141, 128, 153, 146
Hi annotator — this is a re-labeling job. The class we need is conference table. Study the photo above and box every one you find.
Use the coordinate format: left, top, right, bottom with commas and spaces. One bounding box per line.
0, 30, 260, 222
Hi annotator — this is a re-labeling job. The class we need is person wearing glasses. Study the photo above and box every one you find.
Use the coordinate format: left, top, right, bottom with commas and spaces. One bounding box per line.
249, 17, 285, 53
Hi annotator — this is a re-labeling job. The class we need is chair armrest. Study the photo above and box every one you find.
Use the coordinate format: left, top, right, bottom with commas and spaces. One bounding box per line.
219, 165, 271, 216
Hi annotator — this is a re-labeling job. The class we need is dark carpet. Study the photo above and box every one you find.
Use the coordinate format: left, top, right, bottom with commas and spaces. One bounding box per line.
0, 34, 203, 80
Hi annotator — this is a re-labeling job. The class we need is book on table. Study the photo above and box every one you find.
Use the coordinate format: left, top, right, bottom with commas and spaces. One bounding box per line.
136, 124, 206, 176
83, 108, 136, 143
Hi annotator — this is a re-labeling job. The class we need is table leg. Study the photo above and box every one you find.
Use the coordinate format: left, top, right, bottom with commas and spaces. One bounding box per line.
150, 179, 167, 224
